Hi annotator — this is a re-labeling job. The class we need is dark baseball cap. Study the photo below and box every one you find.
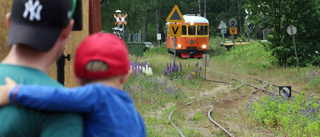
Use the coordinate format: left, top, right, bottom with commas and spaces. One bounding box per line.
7, 0, 77, 52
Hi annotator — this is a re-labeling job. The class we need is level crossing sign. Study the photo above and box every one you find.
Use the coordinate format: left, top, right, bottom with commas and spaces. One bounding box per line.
114, 14, 128, 25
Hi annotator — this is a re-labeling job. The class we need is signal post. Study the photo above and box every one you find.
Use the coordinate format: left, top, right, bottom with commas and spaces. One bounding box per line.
166, 5, 185, 63
229, 18, 238, 50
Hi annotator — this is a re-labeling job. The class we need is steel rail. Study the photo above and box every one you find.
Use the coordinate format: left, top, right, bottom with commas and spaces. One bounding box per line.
168, 78, 244, 137
208, 109, 235, 137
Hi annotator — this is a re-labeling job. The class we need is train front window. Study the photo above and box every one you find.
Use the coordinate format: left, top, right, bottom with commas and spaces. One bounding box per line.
188, 26, 195, 35
182, 26, 186, 35
204, 25, 209, 35
197, 26, 204, 35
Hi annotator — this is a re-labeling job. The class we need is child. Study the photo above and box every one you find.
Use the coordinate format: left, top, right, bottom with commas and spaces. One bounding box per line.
0, 33, 146, 137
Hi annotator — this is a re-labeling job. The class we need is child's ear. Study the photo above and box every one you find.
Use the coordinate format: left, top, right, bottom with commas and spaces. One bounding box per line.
120, 69, 132, 85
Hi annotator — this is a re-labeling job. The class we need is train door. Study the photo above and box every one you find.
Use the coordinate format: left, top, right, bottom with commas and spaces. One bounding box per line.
185, 25, 198, 48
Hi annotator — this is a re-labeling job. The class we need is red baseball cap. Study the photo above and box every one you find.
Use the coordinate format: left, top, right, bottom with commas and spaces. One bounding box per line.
74, 32, 130, 80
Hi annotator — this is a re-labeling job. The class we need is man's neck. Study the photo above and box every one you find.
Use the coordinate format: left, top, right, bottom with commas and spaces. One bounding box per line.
2, 45, 54, 74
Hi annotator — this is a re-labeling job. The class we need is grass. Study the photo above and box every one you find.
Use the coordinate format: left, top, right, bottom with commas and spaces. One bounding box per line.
126, 39, 320, 136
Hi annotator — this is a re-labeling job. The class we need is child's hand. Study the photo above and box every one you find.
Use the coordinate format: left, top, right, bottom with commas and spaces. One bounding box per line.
0, 77, 17, 106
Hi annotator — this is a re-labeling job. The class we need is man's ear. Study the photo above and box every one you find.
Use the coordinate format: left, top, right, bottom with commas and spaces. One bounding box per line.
60, 19, 75, 40
120, 69, 132, 85
6, 12, 11, 29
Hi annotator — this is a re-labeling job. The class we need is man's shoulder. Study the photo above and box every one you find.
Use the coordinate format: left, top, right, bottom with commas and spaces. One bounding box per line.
0, 64, 62, 87
0, 105, 83, 137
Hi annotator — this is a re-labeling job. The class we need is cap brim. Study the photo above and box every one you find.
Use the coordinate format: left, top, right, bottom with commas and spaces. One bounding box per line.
7, 22, 62, 52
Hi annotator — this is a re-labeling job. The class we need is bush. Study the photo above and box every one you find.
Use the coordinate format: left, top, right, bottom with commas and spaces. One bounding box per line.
209, 37, 227, 56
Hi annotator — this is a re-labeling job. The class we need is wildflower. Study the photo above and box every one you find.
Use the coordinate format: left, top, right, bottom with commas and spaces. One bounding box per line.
196, 61, 199, 68
179, 62, 182, 72
145, 61, 147, 68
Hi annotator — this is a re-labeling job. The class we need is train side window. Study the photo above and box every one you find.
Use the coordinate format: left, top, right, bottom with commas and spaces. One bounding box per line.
197, 25, 204, 35
188, 26, 195, 35
182, 26, 186, 35
204, 25, 209, 35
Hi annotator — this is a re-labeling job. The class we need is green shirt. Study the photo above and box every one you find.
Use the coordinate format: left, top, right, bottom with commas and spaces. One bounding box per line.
0, 64, 83, 137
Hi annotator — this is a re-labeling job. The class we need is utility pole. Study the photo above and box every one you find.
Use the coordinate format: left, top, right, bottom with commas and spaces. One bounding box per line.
199, 0, 201, 16
238, 0, 242, 35
156, 0, 159, 45
204, 0, 206, 18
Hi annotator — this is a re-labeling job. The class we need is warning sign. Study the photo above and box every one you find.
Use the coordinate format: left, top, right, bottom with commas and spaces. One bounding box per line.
169, 25, 182, 36
230, 27, 237, 35
166, 5, 185, 22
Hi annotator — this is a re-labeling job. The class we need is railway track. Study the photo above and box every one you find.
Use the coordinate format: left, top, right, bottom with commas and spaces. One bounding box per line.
168, 66, 320, 136
168, 67, 283, 136
169, 76, 253, 136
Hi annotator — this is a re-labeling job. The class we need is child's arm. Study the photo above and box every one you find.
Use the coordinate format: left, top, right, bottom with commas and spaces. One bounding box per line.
1, 78, 100, 113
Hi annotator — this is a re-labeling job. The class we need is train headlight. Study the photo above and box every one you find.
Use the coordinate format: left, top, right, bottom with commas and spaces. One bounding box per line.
202, 44, 207, 49
190, 21, 194, 25
178, 44, 181, 48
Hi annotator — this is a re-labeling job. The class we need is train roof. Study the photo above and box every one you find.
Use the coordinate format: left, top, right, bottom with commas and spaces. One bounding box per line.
183, 15, 209, 23
166, 15, 209, 24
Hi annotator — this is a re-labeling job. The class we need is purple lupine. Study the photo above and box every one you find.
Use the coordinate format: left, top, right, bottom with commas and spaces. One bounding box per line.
179, 62, 182, 72
200, 66, 202, 71
196, 61, 198, 68
198, 71, 201, 76
150, 64, 152, 70
195, 71, 197, 79
132, 65, 136, 73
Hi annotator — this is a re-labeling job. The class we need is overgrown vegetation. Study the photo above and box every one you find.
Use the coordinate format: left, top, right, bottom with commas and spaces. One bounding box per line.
125, 45, 207, 136
246, 92, 320, 136
125, 37, 320, 136
245, 0, 320, 67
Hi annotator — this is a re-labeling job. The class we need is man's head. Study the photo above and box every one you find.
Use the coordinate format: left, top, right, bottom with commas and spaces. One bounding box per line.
74, 33, 131, 87
7, 0, 76, 52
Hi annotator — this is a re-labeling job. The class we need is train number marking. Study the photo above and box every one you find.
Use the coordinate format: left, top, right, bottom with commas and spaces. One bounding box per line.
230, 27, 237, 35
169, 24, 182, 36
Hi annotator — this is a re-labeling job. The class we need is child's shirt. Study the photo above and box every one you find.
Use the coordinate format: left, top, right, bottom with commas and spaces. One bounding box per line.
10, 83, 146, 137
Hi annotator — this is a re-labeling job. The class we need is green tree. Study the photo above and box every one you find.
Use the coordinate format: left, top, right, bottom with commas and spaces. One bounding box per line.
245, 0, 320, 67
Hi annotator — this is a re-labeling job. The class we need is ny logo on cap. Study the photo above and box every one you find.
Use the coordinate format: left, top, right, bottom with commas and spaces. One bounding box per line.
23, 0, 43, 21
